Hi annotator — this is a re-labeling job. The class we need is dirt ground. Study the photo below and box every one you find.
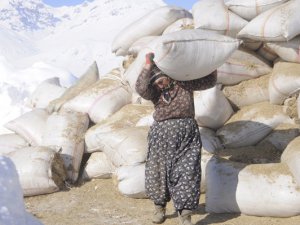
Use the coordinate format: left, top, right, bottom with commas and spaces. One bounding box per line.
25, 178, 300, 225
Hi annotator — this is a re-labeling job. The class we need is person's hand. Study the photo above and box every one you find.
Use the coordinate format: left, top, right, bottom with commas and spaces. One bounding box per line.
145, 52, 155, 65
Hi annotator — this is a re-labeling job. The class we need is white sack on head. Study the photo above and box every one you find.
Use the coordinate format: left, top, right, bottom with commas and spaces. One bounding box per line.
94, 127, 148, 167
192, 0, 248, 37
216, 101, 293, 148
81, 152, 116, 181
266, 36, 300, 63
63, 76, 132, 124
128, 36, 159, 57
226, 0, 289, 20
281, 136, 300, 185
0, 156, 43, 225
26, 77, 66, 109
217, 48, 272, 85
112, 6, 191, 56
114, 164, 147, 199
7, 147, 66, 197
194, 86, 233, 129
42, 110, 89, 183
222, 74, 270, 108
0, 133, 29, 155
238, 0, 300, 41
85, 104, 153, 153
206, 157, 300, 217
47, 61, 99, 113
258, 123, 300, 152
4, 109, 48, 146
162, 17, 194, 35
151, 29, 240, 81
269, 62, 300, 104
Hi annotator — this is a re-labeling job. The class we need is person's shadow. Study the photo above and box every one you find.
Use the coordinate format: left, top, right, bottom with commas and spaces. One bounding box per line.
194, 203, 240, 225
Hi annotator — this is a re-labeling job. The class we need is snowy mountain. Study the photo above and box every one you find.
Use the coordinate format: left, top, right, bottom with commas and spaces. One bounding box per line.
0, 0, 166, 133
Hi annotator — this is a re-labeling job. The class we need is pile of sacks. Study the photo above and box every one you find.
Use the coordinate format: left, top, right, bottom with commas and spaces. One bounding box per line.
1, 0, 300, 220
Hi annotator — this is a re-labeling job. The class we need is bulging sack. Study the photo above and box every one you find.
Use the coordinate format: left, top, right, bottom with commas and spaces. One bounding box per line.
266, 36, 300, 63
217, 48, 272, 85
222, 73, 270, 108
238, 0, 300, 41
194, 86, 233, 129
112, 6, 191, 56
216, 101, 293, 148
42, 110, 89, 183
151, 29, 240, 81
7, 147, 66, 197
162, 18, 194, 35
192, 0, 248, 37
226, 0, 289, 20
269, 62, 300, 104
0, 133, 29, 155
206, 157, 300, 217
281, 136, 300, 185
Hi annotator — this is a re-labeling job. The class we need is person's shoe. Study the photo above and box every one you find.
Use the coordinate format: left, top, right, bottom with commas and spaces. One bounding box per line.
178, 209, 194, 225
152, 205, 166, 224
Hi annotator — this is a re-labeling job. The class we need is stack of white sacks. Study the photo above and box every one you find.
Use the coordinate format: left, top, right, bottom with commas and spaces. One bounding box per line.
1, 0, 300, 219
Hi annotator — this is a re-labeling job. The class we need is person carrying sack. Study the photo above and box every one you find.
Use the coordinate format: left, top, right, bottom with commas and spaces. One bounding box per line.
135, 52, 217, 225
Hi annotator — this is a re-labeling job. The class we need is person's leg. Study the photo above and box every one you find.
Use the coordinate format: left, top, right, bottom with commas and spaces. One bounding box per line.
166, 118, 202, 225
145, 121, 171, 223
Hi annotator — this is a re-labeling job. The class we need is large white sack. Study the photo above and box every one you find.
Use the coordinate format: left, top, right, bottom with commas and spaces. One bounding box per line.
216, 101, 293, 148
222, 73, 270, 108
206, 157, 300, 217
281, 136, 300, 185
63, 76, 132, 124
162, 18, 194, 35
47, 61, 99, 113
226, 0, 289, 20
258, 123, 300, 152
269, 62, 300, 104
42, 110, 89, 183
128, 36, 159, 57
0, 156, 43, 225
194, 86, 234, 129
85, 104, 153, 153
112, 6, 191, 56
192, 0, 248, 37
0, 133, 29, 155
199, 127, 223, 154
266, 36, 300, 63
114, 164, 147, 198
81, 152, 116, 181
238, 0, 300, 41
26, 77, 66, 109
4, 108, 48, 146
7, 147, 66, 197
93, 127, 148, 167
150, 29, 240, 81
217, 48, 272, 85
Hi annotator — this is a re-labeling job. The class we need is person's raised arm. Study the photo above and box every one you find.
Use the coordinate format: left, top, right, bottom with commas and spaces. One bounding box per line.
135, 53, 160, 100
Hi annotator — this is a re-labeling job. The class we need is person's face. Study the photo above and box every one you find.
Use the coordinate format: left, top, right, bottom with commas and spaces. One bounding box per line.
154, 76, 170, 90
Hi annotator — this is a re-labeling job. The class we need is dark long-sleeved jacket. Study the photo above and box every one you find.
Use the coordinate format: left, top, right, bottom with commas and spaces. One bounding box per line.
135, 65, 217, 122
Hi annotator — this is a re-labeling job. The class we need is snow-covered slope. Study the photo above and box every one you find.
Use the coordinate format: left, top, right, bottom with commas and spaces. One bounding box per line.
0, 0, 166, 133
